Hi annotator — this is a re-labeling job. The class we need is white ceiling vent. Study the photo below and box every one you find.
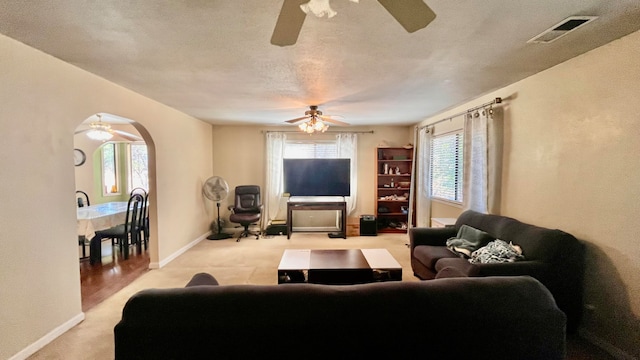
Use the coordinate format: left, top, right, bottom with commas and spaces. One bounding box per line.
527, 16, 598, 44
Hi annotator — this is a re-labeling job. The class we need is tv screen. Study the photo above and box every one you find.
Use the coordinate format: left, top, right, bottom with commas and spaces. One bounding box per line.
283, 158, 351, 197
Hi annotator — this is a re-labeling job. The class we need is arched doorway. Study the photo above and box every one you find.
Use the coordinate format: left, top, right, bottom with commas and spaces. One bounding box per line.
74, 113, 157, 311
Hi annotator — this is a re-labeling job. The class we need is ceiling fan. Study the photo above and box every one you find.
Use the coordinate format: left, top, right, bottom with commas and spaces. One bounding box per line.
271, 0, 437, 46
74, 114, 143, 142
285, 105, 349, 133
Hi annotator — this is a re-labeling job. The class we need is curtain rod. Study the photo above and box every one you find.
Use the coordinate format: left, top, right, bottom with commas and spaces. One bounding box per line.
262, 130, 374, 134
418, 97, 503, 130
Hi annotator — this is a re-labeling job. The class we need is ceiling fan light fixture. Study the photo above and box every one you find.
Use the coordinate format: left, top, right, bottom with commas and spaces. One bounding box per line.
86, 115, 114, 142
298, 115, 329, 134
314, 119, 328, 132
300, 0, 358, 19
300, 0, 337, 18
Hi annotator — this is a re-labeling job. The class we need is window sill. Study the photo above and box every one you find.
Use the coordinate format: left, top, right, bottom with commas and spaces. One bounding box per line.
431, 197, 463, 208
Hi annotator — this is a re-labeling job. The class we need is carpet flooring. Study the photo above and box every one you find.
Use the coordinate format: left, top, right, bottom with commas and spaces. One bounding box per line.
29, 232, 614, 359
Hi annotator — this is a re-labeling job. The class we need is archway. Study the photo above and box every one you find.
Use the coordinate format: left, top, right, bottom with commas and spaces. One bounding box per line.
74, 113, 158, 311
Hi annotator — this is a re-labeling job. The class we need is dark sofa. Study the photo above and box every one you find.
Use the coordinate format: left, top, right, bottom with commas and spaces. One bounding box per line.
114, 272, 566, 360
410, 210, 584, 332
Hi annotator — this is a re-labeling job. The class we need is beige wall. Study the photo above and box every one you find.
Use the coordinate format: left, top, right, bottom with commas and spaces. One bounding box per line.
74, 132, 101, 201
430, 200, 463, 220
0, 34, 214, 359
418, 30, 640, 357
210, 126, 413, 225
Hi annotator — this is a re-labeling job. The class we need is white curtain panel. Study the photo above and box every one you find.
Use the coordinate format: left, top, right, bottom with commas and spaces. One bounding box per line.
463, 108, 503, 214
413, 126, 433, 227
265, 132, 286, 225
336, 133, 357, 215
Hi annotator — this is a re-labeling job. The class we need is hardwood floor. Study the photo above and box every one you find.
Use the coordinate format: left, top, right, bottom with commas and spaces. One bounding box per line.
79, 241, 149, 312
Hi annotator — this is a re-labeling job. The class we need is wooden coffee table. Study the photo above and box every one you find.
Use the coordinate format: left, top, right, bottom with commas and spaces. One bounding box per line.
277, 248, 402, 284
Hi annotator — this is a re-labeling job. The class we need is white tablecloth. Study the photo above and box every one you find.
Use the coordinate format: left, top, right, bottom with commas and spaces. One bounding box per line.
77, 202, 129, 240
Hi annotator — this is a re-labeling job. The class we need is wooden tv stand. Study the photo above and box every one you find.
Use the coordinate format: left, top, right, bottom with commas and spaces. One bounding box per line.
287, 196, 347, 239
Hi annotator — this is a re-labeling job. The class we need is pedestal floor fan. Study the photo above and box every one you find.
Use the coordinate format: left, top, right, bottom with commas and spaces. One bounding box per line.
203, 176, 232, 240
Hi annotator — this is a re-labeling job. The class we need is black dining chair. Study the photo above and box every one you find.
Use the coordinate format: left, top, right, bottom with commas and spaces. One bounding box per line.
96, 193, 145, 260
130, 188, 149, 249
130, 187, 147, 197
76, 190, 90, 208
76, 190, 91, 260
78, 236, 89, 261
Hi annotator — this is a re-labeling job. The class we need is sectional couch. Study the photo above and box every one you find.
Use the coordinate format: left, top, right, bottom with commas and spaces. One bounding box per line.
410, 210, 585, 332
114, 272, 566, 359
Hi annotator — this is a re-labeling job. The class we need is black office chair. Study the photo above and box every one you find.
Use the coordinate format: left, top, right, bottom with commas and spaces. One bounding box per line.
96, 193, 145, 260
76, 190, 91, 259
76, 190, 90, 208
130, 188, 149, 249
228, 185, 262, 242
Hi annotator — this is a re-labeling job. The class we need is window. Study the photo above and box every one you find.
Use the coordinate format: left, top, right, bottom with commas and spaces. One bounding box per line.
430, 131, 463, 203
284, 140, 337, 159
101, 142, 119, 195
129, 143, 149, 191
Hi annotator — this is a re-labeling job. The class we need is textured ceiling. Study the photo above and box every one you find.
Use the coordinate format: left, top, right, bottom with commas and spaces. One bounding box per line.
2, 0, 640, 127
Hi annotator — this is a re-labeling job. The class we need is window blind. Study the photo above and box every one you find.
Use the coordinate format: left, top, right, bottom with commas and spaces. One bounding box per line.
430, 132, 463, 202
284, 141, 338, 159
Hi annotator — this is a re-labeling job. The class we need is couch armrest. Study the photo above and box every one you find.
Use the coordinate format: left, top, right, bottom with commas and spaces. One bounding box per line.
185, 273, 219, 287
474, 261, 550, 279
409, 227, 457, 250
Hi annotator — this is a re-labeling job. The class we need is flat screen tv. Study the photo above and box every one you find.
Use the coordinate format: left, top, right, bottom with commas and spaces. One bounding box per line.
283, 158, 351, 197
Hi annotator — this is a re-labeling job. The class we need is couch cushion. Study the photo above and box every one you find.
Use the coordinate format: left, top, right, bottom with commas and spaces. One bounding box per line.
435, 257, 479, 276
434, 266, 468, 278
412, 245, 459, 270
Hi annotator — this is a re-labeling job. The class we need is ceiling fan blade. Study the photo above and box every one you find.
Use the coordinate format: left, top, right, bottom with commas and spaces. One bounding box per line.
285, 116, 310, 124
321, 114, 345, 120
74, 128, 141, 141
377, 0, 436, 33
319, 116, 349, 126
271, 0, 308, 47
113, 130, 142, 141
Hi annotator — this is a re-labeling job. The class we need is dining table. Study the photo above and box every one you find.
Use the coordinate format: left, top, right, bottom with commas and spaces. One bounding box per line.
77, 201, 129, 264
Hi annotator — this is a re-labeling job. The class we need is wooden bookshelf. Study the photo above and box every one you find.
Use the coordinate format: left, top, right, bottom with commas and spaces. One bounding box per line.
375, 147, 413, 233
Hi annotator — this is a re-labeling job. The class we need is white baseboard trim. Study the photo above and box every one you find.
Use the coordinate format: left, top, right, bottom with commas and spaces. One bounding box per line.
149, 231, 209, 269
9, 312, 85, 360
13, 232, 211, 358
292, 226, 339, 232
579, 328, 636, 360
